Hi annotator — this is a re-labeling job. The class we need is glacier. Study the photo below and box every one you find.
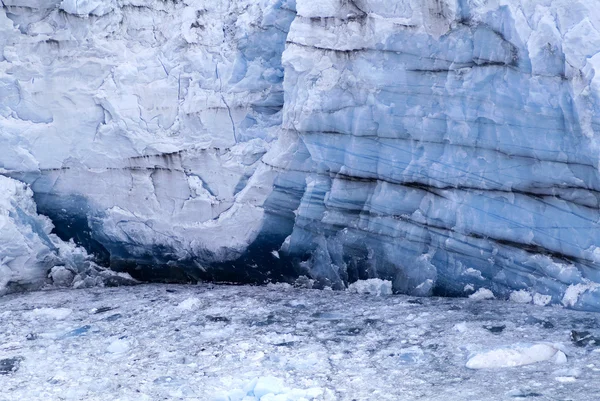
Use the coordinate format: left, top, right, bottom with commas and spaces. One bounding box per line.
2, 0, 600, 310
0, 175, 135, 295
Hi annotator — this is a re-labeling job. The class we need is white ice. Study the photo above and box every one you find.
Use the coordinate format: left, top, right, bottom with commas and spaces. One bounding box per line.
466, 344, 566, 369
1, 284, 600, 400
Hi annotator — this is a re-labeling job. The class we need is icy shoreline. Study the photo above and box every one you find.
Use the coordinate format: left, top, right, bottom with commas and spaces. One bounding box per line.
1, 283, 600, 400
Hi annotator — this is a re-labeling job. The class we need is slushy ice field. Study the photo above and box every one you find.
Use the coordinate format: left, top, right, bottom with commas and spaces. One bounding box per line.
2, 283, 600, 401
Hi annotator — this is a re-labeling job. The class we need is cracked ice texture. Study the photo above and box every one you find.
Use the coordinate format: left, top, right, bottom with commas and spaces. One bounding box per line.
278, 0, 600, 310
0, 176, 98, 294
3, 0, 600, 310
0, 0, 298, 279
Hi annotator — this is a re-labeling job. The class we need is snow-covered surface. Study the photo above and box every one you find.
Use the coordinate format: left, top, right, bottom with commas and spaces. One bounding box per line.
468, 288, 495, 301
2, 0, 600, 309
2, 283, 600, 400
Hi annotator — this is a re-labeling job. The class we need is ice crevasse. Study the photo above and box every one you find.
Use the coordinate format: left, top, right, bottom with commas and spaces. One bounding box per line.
2, 0, 600, 310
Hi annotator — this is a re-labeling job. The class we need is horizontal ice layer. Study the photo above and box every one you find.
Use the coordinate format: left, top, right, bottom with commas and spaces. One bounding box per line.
277, 0, 600, 310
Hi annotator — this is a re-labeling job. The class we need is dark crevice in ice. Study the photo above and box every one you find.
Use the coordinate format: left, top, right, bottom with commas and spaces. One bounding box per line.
33, 193, 112, 266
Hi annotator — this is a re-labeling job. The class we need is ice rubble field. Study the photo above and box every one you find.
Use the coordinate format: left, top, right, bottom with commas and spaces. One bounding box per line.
2, 283, 600, 401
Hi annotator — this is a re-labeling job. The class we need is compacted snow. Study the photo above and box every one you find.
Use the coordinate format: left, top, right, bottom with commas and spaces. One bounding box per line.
1, 283, 600, 401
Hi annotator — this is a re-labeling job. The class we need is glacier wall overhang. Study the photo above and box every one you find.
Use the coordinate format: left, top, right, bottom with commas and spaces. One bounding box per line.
2, 0, 600, 310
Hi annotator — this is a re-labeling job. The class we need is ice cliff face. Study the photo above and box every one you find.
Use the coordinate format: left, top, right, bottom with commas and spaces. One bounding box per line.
2, 0, 600, 309
279, 0, 600, 309
0, 0, 298, 282
0, 175, 134, 295
0, 175, 65, 294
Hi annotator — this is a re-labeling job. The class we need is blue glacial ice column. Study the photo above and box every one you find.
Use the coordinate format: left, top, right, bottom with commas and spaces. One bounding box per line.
276, 0, 600, 310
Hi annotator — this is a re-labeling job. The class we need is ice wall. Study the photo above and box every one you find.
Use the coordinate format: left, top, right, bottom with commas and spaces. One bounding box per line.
0, 0, 299, 282
0, 175, 131, 294
278, 0, 600, 310
2, 0, 600, 309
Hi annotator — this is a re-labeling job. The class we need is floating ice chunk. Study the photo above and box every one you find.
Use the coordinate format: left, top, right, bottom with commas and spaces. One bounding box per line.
107, 338, 130, 354
49, 266, 76, 287
59, 0, 114, 16
66, 325, 91, 337
266, 282, 293, 291
533, 293, 553, 306
466, 344, 565, 369
555, 376, 577, 383
509, 290, 533, 304
397, 346, 425, 365
253, 376, 284, 398
562, 283, 600, 308
23, 308, 72, 320
177, 297, 201, 311
347, 279, 392, 296
469, 288, 495, 301
216, 376, 325, 401
210, 392, 230, 401
453, 322, 469, 333
554, 351, 568, 364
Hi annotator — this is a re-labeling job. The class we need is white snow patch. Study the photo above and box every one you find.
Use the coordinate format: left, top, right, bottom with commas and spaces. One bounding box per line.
347, 279, 392, 296
466, 344, 564, 369
469, 288, 495, 301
